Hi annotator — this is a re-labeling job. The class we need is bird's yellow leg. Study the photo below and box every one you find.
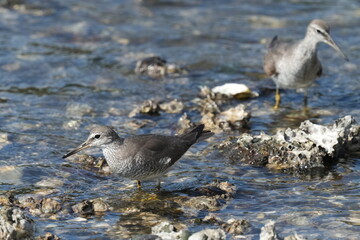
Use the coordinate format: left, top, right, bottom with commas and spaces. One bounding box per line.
303, 90, 308, 107
302, 90, 310, 114
156, 180, 161, 191
273, 88, 281, 110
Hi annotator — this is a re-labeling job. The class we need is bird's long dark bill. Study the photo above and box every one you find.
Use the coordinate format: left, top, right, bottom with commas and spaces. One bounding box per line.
62, 142, 91, 159
326, 35, 349, 61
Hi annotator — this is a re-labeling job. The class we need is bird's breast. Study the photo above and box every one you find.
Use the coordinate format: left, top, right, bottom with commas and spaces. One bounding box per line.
274, 51, 320, 89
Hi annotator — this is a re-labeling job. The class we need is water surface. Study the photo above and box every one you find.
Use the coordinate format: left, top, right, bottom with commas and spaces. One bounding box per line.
0, 0, 360, 239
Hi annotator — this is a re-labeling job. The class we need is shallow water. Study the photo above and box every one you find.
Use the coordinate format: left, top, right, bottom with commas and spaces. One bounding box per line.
1, 0, 360, 239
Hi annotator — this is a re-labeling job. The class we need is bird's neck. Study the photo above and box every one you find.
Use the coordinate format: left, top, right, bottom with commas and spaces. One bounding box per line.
102, 138, 124, 161
299, 34, 319, 55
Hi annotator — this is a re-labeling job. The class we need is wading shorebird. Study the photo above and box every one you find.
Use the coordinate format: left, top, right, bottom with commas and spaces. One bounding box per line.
63, 124, 213, 189
264, 19, 348, 109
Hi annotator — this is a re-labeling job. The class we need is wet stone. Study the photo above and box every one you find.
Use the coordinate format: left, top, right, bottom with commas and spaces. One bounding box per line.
125, 119, 156, 130
194, 88, 251, 132
72, 200, 95, 216
35, 232, 61, 240
198, 214, 251, 236
201, 213, 223, 224
219, 116, 360, 172
151, 221, 190, 240
177, 196, 222, 211
135, 56, 167, 78
175, 182, 236, 212
259, 221, 280, 240
72, 198, 109, 216
68, 154, 111, 174
116, 195, 182, 216
0, 0, 24, 8
91, 198, 110, 212
159, 99, 184, 114
111, 212, 166, 238
193, 93, 221, 114
128, 99, 160, 117
284, 233, 307, 240
0, 132, 10, 150
135, 56, 186, 78
208, 104, 250, 132
19, 197, 62, 217
65, 102, 93, 119
177, 113, 196, 135
194, 181, 237, 199
0, 206, 36, 240
129, 99, 184, 117
222, 218, 251, 235
35, 177, 64, 188
0, 192, 17, 206
188, 228, 226, 240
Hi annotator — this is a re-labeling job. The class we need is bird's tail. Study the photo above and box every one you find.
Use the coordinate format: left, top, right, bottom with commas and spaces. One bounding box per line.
268, 36, 278, 49
180, 124, 214, 145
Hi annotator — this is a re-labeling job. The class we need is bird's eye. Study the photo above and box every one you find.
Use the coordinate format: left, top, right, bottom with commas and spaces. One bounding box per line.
316, 29, 322, 34
94, 134, 101, 139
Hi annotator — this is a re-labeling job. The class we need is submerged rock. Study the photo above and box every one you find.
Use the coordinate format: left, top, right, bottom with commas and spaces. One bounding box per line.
188, 228, 226, 240
129, 99, 184, 117
66, 154, 111, 174
0, 207, 36, 240
0, 193, 17, 207
200, 103, 250, 133
135, 56, 187, 78
0, 166, 23, 185
284, 233, 307, 240
259, 221, 280, 240
129, 99, 160, 117
72, 198, 109, 216
35, 232, 61, 240
177, 113, 195, 135
219, 116, 360, 172
194, 87, 251, 132
259, 221, 306, 240
151, 221, 190, 240
19, 197, 62, 217
175, 181, 237, 211
0, 132, 10, 150
159, 99, 184, 114
222, 218, 251, 235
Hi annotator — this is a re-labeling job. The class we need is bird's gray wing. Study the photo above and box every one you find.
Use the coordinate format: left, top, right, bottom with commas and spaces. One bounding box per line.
264, 36, 295, 77
263, 36, 279, 77
142, 136, 170, 153
125, 135, 174, 156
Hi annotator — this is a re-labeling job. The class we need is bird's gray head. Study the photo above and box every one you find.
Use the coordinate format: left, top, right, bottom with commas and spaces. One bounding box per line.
63, 125, 120, 159
307, 19, 348, 61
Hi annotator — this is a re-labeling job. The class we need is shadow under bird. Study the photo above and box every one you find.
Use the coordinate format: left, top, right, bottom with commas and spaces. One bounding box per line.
63, 124, 213, 189
264, 19, 348, 109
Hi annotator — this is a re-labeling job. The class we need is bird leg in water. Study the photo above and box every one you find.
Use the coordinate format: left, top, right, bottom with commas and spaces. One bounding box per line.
303, 90, 308, 107
136, 180, 142, 189
156, 179, 161, 191
274, 88, 281, 109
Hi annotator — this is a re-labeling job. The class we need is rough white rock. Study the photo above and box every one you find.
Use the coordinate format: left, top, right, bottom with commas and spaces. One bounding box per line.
151, 221, 189, 240
259, 221, 280, 240
220, 116, 360, 171
0, 207, 35, 240
188, 228, 226, 240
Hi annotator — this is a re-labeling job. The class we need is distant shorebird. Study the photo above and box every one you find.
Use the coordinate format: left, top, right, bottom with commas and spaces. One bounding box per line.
63, 124, 213, 189
264, 19, 348, 109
